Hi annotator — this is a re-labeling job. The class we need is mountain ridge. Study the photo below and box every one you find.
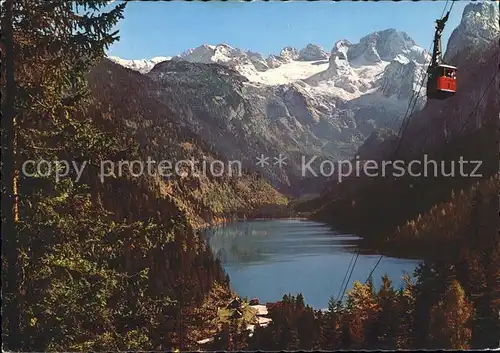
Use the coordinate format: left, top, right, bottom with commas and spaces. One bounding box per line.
106, 3, 499, 195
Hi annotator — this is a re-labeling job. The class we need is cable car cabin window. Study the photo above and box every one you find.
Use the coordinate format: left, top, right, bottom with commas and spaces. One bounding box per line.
444, 68, 456, 79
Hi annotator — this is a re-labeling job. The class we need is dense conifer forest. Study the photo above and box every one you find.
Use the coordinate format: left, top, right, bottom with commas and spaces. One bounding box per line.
1, 1, 498, 351
209, 175, 500, 350
1, 2, 282, 350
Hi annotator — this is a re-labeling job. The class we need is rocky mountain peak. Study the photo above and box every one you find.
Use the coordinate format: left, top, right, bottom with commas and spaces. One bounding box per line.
378, 57, 423, 100
266, 54, 284, 69
245, 51, 270, 71
444, 2, 500, 62
347, 29, 422, 64
175, 43, 246, 64
330, 40, 352, 61
279, 46, 300, 62
298, 43, 329, 61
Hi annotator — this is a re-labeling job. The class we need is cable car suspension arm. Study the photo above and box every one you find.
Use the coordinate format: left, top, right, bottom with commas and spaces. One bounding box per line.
430, 10, 451, 68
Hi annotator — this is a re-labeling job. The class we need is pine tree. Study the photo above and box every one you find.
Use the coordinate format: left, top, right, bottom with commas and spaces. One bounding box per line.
296, 293, 306, 311
1, 1, 126, 350
2, 0, 21, 348
343, 313, 365, 349
323, 305, 342, 350
370, 275, 398, 349
396, 274, 415, 349
346, 281, 378, 316
297, 307, 316, 350
283, 320, 300, 351
429, 280, 474, 349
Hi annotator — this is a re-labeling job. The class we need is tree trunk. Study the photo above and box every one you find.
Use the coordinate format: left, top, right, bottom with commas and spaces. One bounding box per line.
1, 0, 21, 348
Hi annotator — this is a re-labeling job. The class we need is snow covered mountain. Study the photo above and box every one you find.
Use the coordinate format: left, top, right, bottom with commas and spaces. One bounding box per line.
105, 2, 495, 193
105, 30, 431, 192
109, 29, 429, 105
298, 44, 329, 61
107, 56, 171, 74
174, 43, 244, 64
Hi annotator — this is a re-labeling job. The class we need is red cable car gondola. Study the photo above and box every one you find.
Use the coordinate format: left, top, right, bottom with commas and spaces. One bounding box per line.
427, 64, 457, 100
426, 10, 457, 100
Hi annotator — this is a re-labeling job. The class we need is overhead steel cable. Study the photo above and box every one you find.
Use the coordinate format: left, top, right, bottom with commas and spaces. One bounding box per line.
336, 250, 357, 303
339, 252, 360, 303
360, 0, 454, 287
364, 253, 384, 285
404, 47, 500, 150
363, 66, 499, 285
457, 67, 498, 135
385, 0, 453, 131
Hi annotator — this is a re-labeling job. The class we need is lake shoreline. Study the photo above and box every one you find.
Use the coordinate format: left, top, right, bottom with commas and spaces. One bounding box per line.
204, 219, 420, 309
202, 216, 424, 261
197, 214, 310, 231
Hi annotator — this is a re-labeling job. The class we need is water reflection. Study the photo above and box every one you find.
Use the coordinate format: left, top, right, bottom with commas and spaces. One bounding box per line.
204, 219, 420, 309
204, 219, 360, 264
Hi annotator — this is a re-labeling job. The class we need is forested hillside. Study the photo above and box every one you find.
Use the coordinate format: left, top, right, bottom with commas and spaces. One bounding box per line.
310, 39, 499, 244
2, 1, 498, 351
210, 175, 500, 350
311, 115, 498, 244
87, 59, 287, 228
1, 1, 284, 350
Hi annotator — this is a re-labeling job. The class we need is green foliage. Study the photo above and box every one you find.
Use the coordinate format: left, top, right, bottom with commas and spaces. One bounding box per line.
313, 115, 498, 247
249, 176, 499, 350
1, 1, 236, 350
3, 0, 497, 350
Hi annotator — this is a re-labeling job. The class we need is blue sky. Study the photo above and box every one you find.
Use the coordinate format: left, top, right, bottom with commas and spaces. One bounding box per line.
107, 1, 472, 60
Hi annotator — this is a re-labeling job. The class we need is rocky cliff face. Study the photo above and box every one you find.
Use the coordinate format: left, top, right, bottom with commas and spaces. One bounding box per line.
378, 55, 427, 104
105, 1, 499, 194
107, 30, 434, 193
146, 60, 333, 193
353, 2, 499, 166
444, 1, 499, 63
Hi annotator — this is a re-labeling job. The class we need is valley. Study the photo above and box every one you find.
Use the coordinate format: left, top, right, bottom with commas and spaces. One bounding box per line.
109, 27, 430, 193
2, 1, 499, 351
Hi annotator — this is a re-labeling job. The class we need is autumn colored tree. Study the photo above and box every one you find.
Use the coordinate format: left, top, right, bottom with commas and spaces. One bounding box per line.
368, 275, 399, 349
429, 280, 474, 349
